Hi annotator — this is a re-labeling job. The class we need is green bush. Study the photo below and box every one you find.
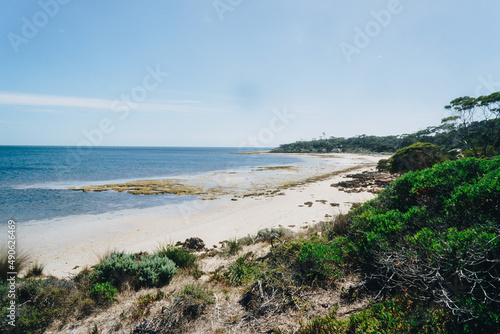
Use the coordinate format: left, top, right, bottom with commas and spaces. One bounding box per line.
90, 282, 117, 304
180, 284, 214, 305
463, 145, 497, 158
137, 254, 177, 287
297, 243, 343, 281
255, 227, 288, 242
0, 277, 89, 333
225, 252, 261, 286
286, 297, 452, 334
93, 252, 177, 289
387, 142, 447, 174
344, 157, 500, 330
376, 158, 390, 172
156, 244, 196, 269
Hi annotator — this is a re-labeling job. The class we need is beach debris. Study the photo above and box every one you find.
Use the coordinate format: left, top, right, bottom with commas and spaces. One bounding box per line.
231, 198, 238, 201
330, 203, 340, 207
304, 201, 313, 207
325, 214, 332, 218
180, 237, 205, 251
315, 199, 327, 204
331, 171, 396, 194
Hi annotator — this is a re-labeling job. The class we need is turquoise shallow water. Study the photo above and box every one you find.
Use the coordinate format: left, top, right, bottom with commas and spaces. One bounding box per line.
0, 146, 304, 223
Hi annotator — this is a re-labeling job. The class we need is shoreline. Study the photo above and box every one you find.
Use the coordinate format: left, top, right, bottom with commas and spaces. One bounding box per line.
18, 153, 388, 278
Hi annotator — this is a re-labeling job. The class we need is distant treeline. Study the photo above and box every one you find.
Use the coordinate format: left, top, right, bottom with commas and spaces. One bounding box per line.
271, 119, 499, 154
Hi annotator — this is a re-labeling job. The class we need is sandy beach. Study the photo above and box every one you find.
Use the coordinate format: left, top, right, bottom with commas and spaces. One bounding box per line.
19, 153, 388, 278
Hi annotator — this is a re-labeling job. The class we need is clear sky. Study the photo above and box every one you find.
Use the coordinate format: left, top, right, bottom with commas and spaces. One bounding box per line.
1, 0, 499, 147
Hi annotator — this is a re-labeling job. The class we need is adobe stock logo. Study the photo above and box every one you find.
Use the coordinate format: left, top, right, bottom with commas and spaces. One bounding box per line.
7, 0, 71, 54
213, 0, 243, 21
475, 75, 500, 96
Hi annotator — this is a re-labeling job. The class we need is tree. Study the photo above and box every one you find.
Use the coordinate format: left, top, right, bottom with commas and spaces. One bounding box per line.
445, 92, 500, 157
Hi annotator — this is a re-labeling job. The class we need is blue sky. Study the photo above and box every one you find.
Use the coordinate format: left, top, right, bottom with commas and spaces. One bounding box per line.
1, 0, 499, 147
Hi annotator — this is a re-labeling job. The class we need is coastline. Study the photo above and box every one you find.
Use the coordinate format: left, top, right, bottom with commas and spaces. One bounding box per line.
18, 153, 388, 278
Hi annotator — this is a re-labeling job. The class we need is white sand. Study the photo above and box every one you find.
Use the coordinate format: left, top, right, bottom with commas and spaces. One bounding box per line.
18, 153, 387, 278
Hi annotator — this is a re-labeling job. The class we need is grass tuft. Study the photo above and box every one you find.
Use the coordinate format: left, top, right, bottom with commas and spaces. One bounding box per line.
25, 261, 45, 278
94, 247, 116, 265
0, 246, 31, 279
221, 238, 242, 257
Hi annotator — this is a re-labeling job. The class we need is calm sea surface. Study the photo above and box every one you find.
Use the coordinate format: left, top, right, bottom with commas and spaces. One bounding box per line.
0, 146, 304, 223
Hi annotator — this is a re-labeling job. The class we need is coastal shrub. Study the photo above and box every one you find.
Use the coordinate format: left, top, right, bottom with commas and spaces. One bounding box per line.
376, 158, 390, 172
133, 284, 213, 333
92, 252, 177, 289
255, 227, 289, 242
463, 145, 497, 158
131, 289, 166, 320
287, 297, 451, 334
344, 157, 500, 329
156, 244, 197, 269
180, 284, 214, 307
138, 254, 177, 287
386, 142, 447, 174
240, 271, 305, 317
238, 227, 291, 246
90, 282, 117, 304
297, 243, 343, 281
324, 213, 352, 239
0, 277, 88, 333
225, 252, 261, 286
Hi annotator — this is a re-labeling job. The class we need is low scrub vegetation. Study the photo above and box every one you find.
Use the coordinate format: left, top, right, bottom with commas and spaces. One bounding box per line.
91, 252, 177, 289
383, 142, 449, 173
156, 243, 197, 269
220, 238, 243, 257
286, 296, 452, 334
0, 249, 181, 333
292, 157, 500, 333
134, 284, 214, 333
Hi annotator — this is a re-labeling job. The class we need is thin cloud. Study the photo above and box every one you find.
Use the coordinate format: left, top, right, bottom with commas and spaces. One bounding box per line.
0, 92, 210, 113
0, 92, 111, 109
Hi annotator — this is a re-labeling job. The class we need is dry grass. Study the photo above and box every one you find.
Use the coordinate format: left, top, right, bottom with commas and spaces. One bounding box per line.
93, 246, 117, 265
325, 213, 351, 238
0, 245, 31, 278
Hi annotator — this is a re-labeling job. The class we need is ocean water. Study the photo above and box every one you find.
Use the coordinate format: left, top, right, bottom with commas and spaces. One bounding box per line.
0, 146, 304, 223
